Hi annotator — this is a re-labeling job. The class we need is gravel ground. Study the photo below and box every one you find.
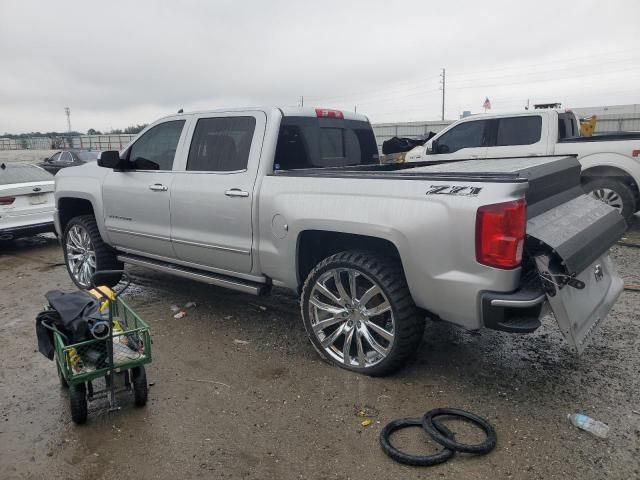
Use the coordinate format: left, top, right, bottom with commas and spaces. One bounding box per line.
0, 220, 639, 480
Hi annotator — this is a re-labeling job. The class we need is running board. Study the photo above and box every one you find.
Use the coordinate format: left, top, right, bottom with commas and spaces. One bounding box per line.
117, 254, 268, 295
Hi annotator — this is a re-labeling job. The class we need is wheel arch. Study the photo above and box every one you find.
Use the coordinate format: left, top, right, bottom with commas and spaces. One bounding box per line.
295, 230, 403, 291
58, 197, 94, 231
582, 165, 640, 206
580, 154, 640, 196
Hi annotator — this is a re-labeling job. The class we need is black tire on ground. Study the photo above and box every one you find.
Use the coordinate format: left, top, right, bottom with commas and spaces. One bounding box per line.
56, 357, 69, 389
62, 214, 123, 289
69, 382, 88, 424
132, 366, 148, 407
301, 250, 425, 377
583, 177, 636, 221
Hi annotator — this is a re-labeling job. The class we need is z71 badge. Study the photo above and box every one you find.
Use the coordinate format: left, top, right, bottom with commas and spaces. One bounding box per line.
425, 185, 483, 197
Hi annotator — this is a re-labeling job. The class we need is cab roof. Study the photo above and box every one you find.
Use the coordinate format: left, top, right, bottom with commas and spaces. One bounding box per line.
160, 106, 369, 123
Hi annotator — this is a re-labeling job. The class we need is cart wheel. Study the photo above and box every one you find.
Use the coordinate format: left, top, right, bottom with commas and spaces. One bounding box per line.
56, 358, 69, 389
69, 383, 88, 424
132, 366, 148, 407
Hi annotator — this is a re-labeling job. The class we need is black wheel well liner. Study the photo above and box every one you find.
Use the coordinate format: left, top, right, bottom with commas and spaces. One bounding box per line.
582, 166, 638, 189
296, 230, 402, 290
58, 197, 95, 233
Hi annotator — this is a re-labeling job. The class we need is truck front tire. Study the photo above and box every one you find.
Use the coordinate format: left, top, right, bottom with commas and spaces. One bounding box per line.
583, 177, 635, 221
301, 250, 424, 376
62, 215, 123, 289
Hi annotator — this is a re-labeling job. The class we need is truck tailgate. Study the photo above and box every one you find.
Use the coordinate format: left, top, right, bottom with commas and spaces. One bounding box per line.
526, 192, 626, 354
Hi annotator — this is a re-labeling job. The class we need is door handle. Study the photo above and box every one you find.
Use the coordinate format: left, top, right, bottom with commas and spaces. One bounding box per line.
149, 183, 168, 191
225, 188, 249, 198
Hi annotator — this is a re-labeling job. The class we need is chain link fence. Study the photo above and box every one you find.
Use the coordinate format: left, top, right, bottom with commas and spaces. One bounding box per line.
0, 134, 136, 151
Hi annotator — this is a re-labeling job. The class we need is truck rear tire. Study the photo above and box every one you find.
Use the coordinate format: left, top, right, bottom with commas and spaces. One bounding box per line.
583, 177, 635, 221
301, 250, 424, 376
62, 215, 123, 289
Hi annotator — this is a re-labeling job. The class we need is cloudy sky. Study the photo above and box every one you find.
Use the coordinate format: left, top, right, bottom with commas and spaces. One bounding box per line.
1, 0, 639, 134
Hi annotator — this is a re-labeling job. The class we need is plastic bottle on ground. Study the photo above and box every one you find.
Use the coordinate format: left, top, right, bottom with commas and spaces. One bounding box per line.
567, 413, 610, 439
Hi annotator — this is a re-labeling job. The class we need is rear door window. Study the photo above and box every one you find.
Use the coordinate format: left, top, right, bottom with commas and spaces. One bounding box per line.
435, 120, 487, 153
186, 116, 256, 172
495, 116, 542, 146
128, 120, 185, 170
274, 117, 378, 170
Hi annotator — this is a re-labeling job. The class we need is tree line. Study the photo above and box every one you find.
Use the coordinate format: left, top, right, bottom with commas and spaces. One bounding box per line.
2, 124, 148, 138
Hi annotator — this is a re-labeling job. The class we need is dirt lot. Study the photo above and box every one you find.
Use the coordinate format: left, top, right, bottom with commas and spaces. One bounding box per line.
1, 221, 639, 480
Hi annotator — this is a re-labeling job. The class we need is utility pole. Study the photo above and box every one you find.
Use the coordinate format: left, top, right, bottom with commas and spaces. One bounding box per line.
298, 95, 304, 107
439, 68, 446, 121
64, 107, 72, 132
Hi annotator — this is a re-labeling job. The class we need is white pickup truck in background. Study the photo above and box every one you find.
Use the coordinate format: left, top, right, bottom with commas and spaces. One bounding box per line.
404, 110, 640, 220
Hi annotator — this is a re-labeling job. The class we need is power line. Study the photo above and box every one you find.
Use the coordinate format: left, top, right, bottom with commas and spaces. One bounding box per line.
307, 47, 639, 117
307, 74, 440, 105
449, 65, 640, 90
447, 55, 640, 87
449, 48, 640, 80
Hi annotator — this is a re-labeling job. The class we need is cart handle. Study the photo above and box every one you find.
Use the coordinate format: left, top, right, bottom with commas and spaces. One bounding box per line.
90, 270, 131, 300
40, 319, 70, 343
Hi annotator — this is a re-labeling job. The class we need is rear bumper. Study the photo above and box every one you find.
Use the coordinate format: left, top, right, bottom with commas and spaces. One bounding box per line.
480, 280, 546, 333
0, 221, 56, 239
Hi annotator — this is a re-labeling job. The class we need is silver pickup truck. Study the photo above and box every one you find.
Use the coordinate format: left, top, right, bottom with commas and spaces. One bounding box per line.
54, 107, 626, 376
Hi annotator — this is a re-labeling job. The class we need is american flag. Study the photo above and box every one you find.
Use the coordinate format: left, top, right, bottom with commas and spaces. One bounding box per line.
483, 97, 491, 110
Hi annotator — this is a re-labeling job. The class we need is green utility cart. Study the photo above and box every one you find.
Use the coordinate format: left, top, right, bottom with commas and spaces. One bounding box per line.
44, 272, 152, 424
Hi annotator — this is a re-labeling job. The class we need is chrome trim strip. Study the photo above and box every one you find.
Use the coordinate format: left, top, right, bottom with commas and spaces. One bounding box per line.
107, 228, 250, 255
491, 294, 546, 308
117, 254, 263, 295
171, 237, 250, 254
107, 227, 170, 241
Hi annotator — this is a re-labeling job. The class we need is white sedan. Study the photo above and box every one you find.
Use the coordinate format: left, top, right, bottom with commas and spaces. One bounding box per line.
0, 162, 55, 241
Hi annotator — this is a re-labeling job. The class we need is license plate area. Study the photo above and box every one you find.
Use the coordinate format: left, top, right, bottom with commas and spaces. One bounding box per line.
29, 194, 46, 205
535, 253, 623, 354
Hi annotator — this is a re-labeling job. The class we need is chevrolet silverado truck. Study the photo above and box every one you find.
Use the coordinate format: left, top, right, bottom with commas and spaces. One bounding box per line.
403, 110, 640, 220
54, 107, 626, 376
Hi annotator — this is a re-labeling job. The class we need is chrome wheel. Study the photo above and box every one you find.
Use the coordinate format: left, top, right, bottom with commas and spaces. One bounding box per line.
590, 187, 624, 212
308, 268, 395, 368
65, 224, 96, 288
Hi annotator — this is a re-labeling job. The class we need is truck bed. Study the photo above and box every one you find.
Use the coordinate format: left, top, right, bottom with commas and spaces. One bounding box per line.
275, 154, 626, 277
275, 155, 581, 212
559, 131, 640, 143
275, 154, 574, 182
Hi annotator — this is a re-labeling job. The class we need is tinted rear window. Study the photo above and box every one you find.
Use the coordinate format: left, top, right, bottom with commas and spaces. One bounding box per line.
274, 117, 378, 170
495, 116, 542, 146
0, 164, 53, 185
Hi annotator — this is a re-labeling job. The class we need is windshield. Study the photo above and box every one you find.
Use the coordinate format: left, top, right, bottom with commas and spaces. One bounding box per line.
0, 164, 53, 185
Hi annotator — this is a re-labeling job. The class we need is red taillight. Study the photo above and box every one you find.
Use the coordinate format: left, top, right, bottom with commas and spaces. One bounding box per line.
315, 108, 344, 119
632, 149, 639, 158
0, 196, 15, 206
476, 199, 527, 269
